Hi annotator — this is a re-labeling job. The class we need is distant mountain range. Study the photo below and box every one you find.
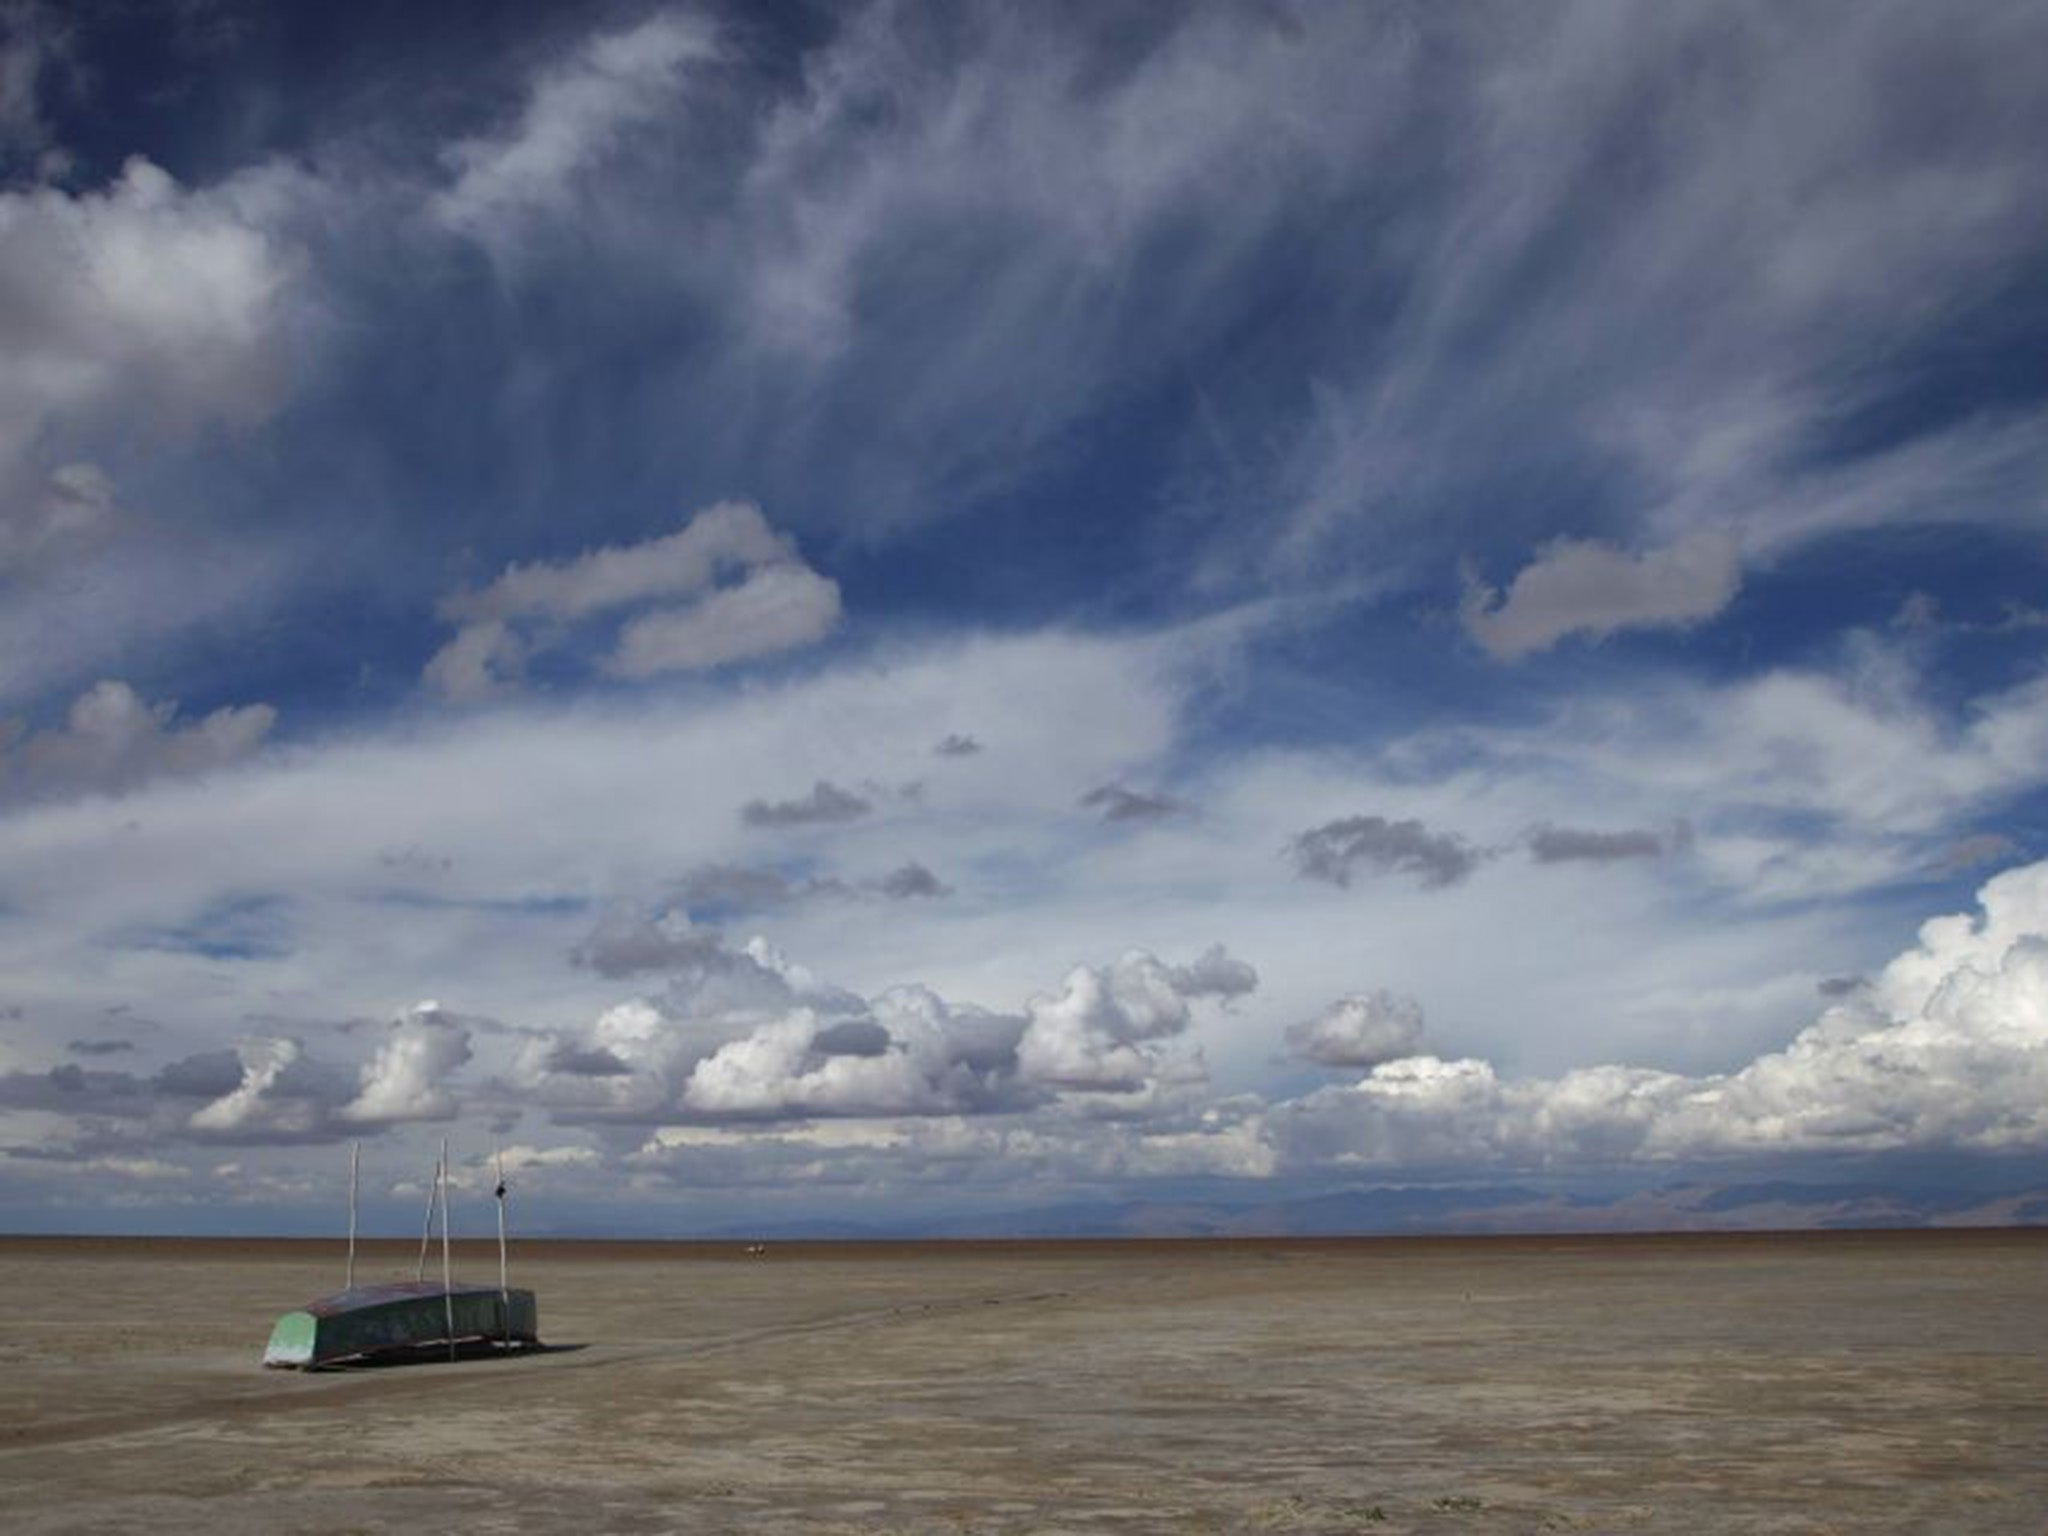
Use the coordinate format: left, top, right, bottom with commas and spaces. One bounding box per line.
689, 1177, 2048, 1242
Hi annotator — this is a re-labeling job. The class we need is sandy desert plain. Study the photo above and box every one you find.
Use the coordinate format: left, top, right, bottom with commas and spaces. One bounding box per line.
0, 1229, 2042, 1534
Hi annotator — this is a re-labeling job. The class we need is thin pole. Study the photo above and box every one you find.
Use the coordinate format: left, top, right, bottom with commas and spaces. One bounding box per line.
439, 1136, 455, 1361
415, 1152, 438, 1282
494, 1142, 510, 1348
345, 1140, 360, 1290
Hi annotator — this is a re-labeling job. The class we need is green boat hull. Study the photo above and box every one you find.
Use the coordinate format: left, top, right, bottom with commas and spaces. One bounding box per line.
264, 1282, 538, 1368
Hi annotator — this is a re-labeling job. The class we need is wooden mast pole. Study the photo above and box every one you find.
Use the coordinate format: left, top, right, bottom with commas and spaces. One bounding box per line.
439, 1135, 455, 1360
345, 1140, 360, 1290
415, 1150, 438, 1281
494, 1142, 510, 1348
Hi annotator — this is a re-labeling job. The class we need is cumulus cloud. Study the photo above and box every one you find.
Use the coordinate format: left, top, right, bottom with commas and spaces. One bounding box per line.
341, 1002, 474, 1123
187, 1037, 350, 1141
682, 994, 1012, 1120
573, 906, 738, 979
0, 155, 295, 531
525, 941, 1252, 1125
740, 779, 871, 828
1461, 535, 1743, 661
1015, 948, 1252, 1092
426, 502, 841, 699
1288, 814, 1483, 890
1080, 783, 1189, 824
1269, 858, 2048, 1168
1286, 992, 1427, 1069
0, 678, 274, 805
1167, 944, 1259, 1004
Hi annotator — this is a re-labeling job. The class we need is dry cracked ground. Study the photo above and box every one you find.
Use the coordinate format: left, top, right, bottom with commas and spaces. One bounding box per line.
0, 1230, 2043, 1534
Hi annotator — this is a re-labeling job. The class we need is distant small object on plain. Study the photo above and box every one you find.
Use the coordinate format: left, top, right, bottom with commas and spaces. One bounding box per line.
745, 1243, 768, 1257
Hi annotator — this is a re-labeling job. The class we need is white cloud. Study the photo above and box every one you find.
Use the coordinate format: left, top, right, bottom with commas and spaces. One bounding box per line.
187, 1037, 345, 1141
1269, 857, 2048, 1168
495, 1142, 598, 1173
1461, 535, 1742, 660
426, 502, 841, 699
342, 1002, 474, 1124
1266, 5, 2048, 596
0, 146, 312, 705
1014, 949, 1242, 1092
681, 998, 991, 1119
607, 563, 842, 679
1286, 992, 1426, 1069
0, 156, 295, 521
434, 12, 721, 245
1, 678, 274, 805
14, 613, 2039, 1195
420, 619, 524, 705
441, 500, 791, 626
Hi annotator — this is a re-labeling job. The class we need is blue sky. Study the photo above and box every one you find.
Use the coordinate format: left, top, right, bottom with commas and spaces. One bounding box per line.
3, 0, 2047, 1236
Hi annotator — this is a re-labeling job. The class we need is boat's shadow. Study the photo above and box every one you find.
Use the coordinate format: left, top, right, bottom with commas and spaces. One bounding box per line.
320, 1339, 588, 1371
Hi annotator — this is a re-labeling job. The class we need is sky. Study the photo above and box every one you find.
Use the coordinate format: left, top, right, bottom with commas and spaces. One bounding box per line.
3, 0, 2047, 1238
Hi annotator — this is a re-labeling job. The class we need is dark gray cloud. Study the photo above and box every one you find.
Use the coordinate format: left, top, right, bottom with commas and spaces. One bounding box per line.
0, 1043, 264, 1121
1817, 975, 1868, 999
153, 1049, 248, 1100
66, 1037, 135, 1056
182, 1037, 358, 1144
933, 734, 982, 757
573, 907, 738, 979
740, 780, 872, 828
0, 1062, 151, 1114
543, 1042, 634, 1078
1080, 784, 1189, 824
1168, 944, 1258, 1003
1288, 815, 1483, 890
1527, 823, 1676, 864
811, 1019, 891, 1058
0, 680, 274, 806
1462, 536, 1741, 660
877, 861, 950, 900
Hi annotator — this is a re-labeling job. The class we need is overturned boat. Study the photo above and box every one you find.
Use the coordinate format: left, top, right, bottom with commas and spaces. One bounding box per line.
264, 1139, 540, 1370
264, 1279, 537, 1368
